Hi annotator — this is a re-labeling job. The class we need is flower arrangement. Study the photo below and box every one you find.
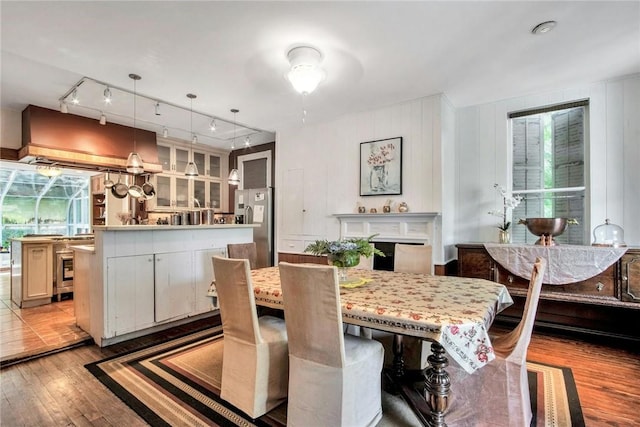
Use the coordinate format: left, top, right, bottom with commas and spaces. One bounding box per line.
488, 184, 523, 231
367, 142, 396, 167
304, 234, 384, 267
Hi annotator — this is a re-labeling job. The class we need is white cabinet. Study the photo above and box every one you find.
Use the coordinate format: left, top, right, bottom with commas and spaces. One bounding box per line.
151, 140, 226, 211
194, 247, 227, 312
10, 240, 54, 308
154, 251, 194, 322
106, 255, 155, 337
279, 167, 326, 252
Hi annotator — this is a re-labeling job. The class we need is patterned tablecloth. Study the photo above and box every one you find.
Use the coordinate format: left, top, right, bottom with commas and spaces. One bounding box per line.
250, 267, 513, 374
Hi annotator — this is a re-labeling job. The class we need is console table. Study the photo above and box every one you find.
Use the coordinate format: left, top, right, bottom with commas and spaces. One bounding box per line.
456, 243, 640, 342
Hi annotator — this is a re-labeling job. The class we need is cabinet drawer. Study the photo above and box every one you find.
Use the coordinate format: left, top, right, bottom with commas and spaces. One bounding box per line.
280, 239, 305, 253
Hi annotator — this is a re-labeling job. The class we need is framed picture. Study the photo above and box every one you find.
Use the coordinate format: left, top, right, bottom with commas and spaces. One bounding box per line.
360, 137, 402, 196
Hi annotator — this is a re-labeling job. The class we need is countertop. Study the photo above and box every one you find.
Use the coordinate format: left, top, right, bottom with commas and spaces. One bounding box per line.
72, 245, 95, 254
92, 224, 259, 231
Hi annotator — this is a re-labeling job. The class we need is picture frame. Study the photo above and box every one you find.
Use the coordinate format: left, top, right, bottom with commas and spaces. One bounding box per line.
360, 136, 402, 196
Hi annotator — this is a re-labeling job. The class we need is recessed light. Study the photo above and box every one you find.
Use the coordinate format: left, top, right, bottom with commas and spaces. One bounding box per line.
531, 21, 557, 35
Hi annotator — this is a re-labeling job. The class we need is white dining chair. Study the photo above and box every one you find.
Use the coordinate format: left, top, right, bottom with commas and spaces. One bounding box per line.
373, 244, 433, 371
446, 257, 547, 427
227, 242, 258, 270
212, 256, 289, 419
278, 262, 384, 427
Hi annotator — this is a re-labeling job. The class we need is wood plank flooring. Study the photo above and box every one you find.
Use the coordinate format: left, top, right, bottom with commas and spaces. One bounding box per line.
1, 268, 639, 426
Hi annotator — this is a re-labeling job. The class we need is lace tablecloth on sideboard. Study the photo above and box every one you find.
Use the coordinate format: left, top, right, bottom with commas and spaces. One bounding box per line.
484, 244, 628, 285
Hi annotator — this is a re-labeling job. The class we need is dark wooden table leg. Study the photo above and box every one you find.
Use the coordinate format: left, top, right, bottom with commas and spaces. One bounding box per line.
391, 334, 406, 380
423, 342, 450, 427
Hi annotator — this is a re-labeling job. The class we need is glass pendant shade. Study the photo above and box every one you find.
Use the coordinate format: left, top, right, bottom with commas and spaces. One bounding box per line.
592, 219, 626, 247
126, 152, 145, 175
228, 168, 240, 186
185, 161, 199, 178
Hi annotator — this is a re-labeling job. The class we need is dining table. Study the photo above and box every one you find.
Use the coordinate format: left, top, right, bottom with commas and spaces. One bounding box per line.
249, 266, 514, 427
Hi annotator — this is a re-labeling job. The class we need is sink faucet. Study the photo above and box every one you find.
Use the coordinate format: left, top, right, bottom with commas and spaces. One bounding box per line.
193, 198, 201, 208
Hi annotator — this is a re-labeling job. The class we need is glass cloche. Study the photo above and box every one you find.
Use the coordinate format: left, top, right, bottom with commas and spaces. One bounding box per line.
592, 219, 627, 247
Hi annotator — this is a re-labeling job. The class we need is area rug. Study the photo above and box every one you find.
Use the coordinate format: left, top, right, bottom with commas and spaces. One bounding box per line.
86, 327, 584, 426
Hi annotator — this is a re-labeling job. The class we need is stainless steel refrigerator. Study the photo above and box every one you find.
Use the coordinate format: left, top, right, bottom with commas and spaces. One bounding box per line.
234, 187, 273, 268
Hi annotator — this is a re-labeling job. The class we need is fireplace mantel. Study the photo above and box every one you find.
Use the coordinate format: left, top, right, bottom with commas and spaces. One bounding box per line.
333, 212, 440, 244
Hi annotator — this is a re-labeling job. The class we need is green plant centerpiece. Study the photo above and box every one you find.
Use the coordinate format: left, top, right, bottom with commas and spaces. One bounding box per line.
304, 235, 384, 283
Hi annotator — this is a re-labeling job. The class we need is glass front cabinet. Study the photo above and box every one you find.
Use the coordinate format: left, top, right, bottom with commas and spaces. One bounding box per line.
150, 140, 226, 211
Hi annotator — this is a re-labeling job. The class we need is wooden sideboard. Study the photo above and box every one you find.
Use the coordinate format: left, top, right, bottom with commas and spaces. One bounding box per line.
456, 244, 640, 342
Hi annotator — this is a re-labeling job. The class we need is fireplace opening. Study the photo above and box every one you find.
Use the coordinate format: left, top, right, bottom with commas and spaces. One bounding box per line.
373, 242, 423, 271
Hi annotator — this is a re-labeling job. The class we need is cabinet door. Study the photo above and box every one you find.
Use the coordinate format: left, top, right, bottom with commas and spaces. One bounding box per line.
175, 177, 189, 208
208, 181, 221, 209
207, 154, 221, 178
106, 255, 155, 337
622, 252, 640, 303
175, 147, 190, 175
154, 251, 194, 322
193, 179, 206, 209
24, 244, 53, 300
194, 248, 226, 313
193, 151, 206, 177
155, 175, 172, 208
158, 144, 172, 172
457, 246, 494, 280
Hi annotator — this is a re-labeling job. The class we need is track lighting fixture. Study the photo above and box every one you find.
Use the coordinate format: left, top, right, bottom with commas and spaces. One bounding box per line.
244, 136, 251, 147
60, 101, 68, 114
125, 73, 145, 175
184, 93, 199, 178
99, 112, 107, 125
210, 119, 217, 132
71, 89, 79, 104
103, 87, 112, 104
155, 102, 161, 115
162, 127, 169, 138
228, 108, 240, 186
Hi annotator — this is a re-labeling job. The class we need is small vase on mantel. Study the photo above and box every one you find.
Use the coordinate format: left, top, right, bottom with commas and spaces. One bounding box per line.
498, 229, 510, 244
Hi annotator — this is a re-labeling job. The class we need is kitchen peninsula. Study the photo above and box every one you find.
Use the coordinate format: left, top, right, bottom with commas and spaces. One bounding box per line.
77, 224, 257, 346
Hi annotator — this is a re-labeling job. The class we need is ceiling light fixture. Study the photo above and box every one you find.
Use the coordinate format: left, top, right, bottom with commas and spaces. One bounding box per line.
59, 101, 68, 114
531, 20, 557, 35
155, 102, 161, 116
227, 108, 240, 186
162, 127, 169, 138
184, 93, 199, 178
286, 46, 325, 95
103, 87, 112, 104
99, 112, 107, 125
210, 119, 217, 132
36, 164, 63, 178
244, 135, 251, 147
125, 73, 145, 175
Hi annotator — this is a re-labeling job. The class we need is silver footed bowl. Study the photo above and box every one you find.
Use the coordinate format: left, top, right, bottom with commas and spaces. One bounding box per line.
519, 218, 568, 237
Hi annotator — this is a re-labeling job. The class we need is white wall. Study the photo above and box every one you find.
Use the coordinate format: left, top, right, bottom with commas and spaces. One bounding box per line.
276, 94, 451, 264
0, 108, 22, 149
455, 73, 640, 246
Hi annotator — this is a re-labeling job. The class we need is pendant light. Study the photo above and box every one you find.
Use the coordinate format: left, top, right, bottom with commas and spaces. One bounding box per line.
126, 73, 145, 175
227, 108, 240, 186
184, 93, 199, 178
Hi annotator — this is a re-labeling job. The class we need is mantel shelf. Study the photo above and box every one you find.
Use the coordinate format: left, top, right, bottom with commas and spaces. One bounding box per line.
334, 212, 441, 245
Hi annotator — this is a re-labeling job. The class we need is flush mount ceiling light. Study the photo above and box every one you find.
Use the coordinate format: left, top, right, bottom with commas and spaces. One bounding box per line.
531, 21, 557, 35
126, 73, 145, 175
184, 93, 199, 178
286, 46, 326, 95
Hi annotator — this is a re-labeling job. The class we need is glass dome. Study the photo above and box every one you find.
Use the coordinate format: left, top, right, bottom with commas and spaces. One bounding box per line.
592, 219, 626, 247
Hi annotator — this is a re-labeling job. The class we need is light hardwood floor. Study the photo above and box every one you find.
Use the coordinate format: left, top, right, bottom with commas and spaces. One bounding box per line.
1, 269, 639, 426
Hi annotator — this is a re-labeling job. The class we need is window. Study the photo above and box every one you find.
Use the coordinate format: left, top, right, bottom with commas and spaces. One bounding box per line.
0, 165, 90, 248
509, 100, 588, 244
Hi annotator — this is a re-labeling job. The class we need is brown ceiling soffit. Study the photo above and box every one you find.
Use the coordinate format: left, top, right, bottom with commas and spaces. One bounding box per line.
20, 105, 161, 173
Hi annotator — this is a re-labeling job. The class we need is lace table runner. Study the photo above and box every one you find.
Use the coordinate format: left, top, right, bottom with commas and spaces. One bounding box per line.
484, 244, 627, 285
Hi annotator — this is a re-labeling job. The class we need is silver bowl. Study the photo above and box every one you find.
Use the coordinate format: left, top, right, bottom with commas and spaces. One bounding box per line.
518, 218, 568, 245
